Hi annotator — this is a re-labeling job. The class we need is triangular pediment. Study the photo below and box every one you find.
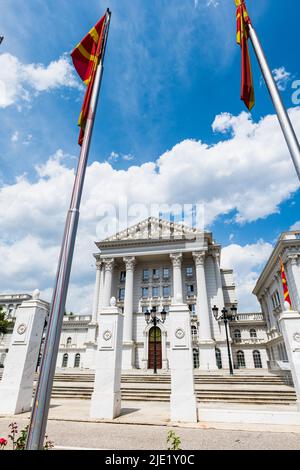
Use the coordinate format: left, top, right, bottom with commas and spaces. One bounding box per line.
101, 217, 203, 243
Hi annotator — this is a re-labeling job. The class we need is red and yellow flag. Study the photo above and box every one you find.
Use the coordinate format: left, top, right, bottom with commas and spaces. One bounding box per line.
280, 258, 292, 309
71, 14, 106, 145
235, 0, 255, 111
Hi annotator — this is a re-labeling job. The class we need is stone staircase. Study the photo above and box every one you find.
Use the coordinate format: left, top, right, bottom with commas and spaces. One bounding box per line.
48, 371, 297, 405
1, 370, 296, 405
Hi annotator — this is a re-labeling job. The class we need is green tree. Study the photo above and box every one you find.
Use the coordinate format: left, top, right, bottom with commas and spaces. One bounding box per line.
0, 306, 9, 335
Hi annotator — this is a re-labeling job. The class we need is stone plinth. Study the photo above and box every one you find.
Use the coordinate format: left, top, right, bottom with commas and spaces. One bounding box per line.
169, 303, 198, 423
0, 295, 48, 415
90, 299, 124, 419
279, 310, 300, 410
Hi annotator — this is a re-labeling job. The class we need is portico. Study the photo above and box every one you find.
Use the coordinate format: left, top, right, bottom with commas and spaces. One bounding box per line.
90, 217, 232, 372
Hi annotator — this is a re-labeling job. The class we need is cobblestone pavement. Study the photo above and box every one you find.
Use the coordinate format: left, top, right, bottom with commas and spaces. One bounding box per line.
0, 418, 300, 450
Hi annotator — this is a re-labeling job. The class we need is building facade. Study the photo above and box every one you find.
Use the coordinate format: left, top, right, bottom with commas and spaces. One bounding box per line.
58, 217, 268, 372
1, 218, 269, 372
253, 231, 300, 374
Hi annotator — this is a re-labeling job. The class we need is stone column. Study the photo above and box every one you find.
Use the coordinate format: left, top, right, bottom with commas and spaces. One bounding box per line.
0, 291, 48, 415
83, 261, 103, 369
122, 256, 136, 370
279, 308, 300, 410
169, 302, 198, 423
193, 251, 217, 371
170, 253, 183, 303
98, 265, 105, 312
90, 297, 124, 419
213, 251, 225, 306
288, 256, 300, 311
92, 260, 102, 323
102, 258, 114, 309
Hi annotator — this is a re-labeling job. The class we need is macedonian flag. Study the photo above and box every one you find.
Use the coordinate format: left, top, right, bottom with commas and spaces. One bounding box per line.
235, 0, 255, 111
71, 14, 106, 145
280, 258, 292, 309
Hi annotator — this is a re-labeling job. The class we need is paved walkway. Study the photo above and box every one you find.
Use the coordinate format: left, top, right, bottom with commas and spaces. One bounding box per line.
1, 416, 300, 450
1, 398, 300, 443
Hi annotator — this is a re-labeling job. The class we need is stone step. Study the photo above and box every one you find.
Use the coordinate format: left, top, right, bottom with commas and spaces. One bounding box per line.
49, 384, 297, 405
51, 374, 287, 386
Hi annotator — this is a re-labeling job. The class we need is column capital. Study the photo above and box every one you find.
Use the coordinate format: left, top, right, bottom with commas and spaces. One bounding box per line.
103, 258, 114, 272
123, 256, 136, 271
95, 260, 102, 270
288, 255, 299, 266
170, 253, 182, 267
193, 251, 206, 266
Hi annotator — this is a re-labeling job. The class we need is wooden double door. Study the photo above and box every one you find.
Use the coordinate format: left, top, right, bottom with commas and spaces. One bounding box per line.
148, 327, 162, 369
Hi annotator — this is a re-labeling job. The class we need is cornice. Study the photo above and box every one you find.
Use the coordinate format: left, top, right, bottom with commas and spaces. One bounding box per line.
253, 236, 300, 296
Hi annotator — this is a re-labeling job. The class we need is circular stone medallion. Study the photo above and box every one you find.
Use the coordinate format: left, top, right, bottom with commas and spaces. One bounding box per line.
293, 332, 300, 343
103, 330, 112, 341
175, 328, 185, 340
17, 323, 27, 335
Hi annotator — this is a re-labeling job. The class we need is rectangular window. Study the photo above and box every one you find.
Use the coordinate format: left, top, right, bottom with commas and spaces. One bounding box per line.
163, 286, 170, 298
276, 291, 281, 306
186, 266, 193, 277
120, 271, 126, 282
163, 268, 170, 279
119, 288, 125, 301
142, 287, 149, 298
143, 269, 149, 281
187, 284, 195, 296
152, 286, 160, 298
189, 304, 196, 315
153, 268, 160, 280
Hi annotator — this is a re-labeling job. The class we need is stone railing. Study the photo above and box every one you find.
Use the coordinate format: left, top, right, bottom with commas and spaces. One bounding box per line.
232, 338, 266, 345
280, 231, 300, 241
233, 313, 265, 322
63, 315, 91, 322
267, 330, 282, 341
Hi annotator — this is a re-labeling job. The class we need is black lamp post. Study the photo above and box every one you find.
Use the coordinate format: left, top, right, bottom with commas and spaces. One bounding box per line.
212, 305, 238, 375
144, 307, 167, 374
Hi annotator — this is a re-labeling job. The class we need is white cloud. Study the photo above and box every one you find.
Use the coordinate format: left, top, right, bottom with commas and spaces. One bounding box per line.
0, 52, 81, 108
10, 131, 19, 142
221, 241, 273, 312
272, 67, 292, 91
0, 108, 299, 312
290, 221, 300, 231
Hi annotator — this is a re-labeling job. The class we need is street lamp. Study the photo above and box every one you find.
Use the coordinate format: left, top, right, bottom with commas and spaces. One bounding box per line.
212, 305, 238, 375
144, 307, 167, 374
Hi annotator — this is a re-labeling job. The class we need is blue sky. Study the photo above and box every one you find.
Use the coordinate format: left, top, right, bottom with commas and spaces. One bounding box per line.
0, 0, 300, 312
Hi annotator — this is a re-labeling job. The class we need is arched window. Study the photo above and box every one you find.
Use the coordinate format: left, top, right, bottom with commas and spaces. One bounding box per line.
250, 329, 257, 338
191, 326, 198, 337
215, 349, 222, 369
74, 353, 81, 368
62, 353, 68, 368
66, 337, 72, 347
253, 350, 262, 369
193, 349, 199, 369
237, 350, 246, 368
234, 329, 241, 339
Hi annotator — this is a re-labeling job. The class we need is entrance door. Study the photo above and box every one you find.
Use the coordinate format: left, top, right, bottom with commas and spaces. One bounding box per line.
148, 327, 162, 369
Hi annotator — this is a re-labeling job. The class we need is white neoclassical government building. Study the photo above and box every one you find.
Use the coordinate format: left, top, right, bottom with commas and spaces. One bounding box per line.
1, 218, 273, 373
56, 217, 268, 373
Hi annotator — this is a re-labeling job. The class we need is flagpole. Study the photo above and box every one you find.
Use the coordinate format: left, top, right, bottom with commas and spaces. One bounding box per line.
247, 23, 300, 182
26, 9, 111, 450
